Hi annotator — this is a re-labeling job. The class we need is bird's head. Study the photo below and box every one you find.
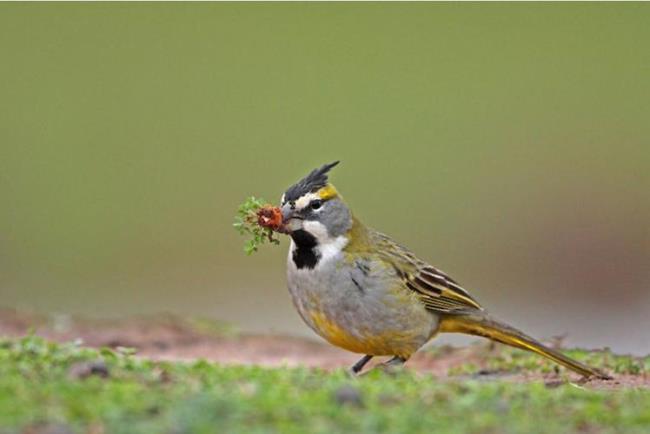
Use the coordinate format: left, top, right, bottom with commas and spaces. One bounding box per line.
279, 161, 352, 247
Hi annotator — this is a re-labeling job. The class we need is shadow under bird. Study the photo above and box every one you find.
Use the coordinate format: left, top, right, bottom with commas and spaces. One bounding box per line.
277, 161, 610, 378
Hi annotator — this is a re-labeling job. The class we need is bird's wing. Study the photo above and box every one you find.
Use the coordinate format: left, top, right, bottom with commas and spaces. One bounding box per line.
374, 231, 484, 314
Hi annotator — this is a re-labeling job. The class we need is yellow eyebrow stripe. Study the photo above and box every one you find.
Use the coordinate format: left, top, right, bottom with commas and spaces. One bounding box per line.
318, 185, 338, 200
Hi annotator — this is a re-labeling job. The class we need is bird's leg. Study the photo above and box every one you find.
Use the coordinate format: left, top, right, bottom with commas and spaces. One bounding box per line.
384, 355, 407, 367
377, 356, 408, 375
348, 355, 373, 375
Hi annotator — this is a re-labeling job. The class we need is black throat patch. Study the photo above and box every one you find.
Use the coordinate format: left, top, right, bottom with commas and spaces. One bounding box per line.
290, 230, 320, 269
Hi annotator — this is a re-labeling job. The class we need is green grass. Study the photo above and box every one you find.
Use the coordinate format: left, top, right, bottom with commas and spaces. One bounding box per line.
1, 336, 649, 434
435, 342, 650, 377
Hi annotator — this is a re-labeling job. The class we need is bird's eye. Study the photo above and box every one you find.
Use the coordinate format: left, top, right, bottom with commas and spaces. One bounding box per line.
310, 200, 323, 210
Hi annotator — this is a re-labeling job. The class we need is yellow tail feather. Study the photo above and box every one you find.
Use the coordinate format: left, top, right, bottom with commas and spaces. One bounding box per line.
439, 313, 610, 379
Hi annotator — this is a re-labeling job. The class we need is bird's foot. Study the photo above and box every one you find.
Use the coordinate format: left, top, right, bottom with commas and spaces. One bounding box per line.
348, 355, 373, 377
375, 356, 407, 376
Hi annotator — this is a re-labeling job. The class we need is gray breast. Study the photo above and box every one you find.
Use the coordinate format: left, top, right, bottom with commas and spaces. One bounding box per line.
286, 243, 439, 356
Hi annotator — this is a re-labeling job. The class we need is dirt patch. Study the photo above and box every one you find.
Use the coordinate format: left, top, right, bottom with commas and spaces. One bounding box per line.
1, 307, 647, 389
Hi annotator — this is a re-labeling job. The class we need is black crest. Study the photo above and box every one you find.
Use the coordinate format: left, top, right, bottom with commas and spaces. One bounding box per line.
283, 161, 340, 203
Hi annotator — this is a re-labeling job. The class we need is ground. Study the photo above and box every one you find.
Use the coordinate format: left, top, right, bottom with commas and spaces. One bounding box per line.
1, 308, 649, 434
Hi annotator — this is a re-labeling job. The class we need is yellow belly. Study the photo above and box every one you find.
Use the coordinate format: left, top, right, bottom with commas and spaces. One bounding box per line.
308, 310, 425, 358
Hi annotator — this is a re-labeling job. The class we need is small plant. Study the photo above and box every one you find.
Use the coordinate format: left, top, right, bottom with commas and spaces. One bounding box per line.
233, 196, 282, 255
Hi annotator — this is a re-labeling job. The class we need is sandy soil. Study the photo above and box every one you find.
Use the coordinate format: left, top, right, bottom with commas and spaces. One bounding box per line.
1, 307, 646, 390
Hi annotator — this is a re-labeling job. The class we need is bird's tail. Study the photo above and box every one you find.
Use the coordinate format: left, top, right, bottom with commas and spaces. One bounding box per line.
439, 312, 610, 379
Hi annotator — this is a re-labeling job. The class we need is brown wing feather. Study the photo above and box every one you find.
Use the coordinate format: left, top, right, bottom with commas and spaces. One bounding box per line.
410, 265, 483, 312
373, 231, 483, 314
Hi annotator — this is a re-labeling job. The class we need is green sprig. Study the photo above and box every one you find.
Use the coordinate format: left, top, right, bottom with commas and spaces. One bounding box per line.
233, 196, 281, 255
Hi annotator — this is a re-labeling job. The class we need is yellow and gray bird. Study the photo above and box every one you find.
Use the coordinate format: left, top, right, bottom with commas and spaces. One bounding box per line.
278, 161, 609, 378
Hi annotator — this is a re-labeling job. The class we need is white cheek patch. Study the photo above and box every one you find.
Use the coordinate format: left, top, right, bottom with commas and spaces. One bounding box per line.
289, 235, 349, 271
301, 220, 349, 267
302, 220, 330, 243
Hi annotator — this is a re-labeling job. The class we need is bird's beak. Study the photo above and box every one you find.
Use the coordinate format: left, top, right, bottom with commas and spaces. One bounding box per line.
279, 203, 301, 234
281, 204, 293, 222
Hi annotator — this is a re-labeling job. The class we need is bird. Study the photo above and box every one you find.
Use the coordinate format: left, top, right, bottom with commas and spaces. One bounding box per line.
277, 161, 609, 378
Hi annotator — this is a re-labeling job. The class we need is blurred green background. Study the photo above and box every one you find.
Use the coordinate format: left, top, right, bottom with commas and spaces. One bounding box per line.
1, 3, 648, 353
